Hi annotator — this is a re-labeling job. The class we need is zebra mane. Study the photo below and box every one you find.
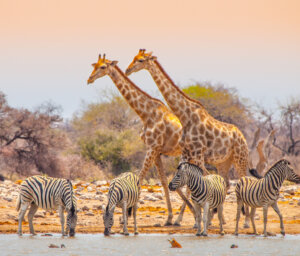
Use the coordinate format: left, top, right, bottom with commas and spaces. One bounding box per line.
106, 181, 117, 214
264, 159, 290, 176
67, 179, 75, 215
178, 162, 204, 175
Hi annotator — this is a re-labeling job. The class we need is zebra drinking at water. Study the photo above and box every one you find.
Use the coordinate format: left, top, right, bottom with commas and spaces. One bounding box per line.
17, 175, 77, 236
103, 172, 140, 236
235, 159, 300, 237
169, 162, 226, 236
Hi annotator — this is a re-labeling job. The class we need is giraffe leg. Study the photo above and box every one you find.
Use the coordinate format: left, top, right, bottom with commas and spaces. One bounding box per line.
133, 203, 139, 235
154, 155, 173, 226
174, 188, 196, 226
27, 203, 38, 235
232, 148, 251, 228
139, 149, 158, 185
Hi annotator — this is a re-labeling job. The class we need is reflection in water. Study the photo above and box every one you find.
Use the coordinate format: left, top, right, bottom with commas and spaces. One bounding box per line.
0, 234, 300, 256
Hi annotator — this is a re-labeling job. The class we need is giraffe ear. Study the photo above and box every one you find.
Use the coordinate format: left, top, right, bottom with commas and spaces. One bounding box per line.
111, 61, 118, 66
91, 63, 96, 67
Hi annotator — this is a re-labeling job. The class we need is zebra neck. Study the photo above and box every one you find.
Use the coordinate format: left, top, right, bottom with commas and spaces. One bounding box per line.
186, 170, 204, 194
264, 168, 286, 191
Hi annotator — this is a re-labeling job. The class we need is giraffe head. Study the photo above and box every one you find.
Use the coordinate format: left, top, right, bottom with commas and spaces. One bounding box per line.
125, 49, 157, 76
87, 54, 118, 84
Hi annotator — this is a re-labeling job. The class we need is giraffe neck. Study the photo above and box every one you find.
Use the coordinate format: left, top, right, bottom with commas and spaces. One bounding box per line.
147, 60, 207, 125
108, 66, 160, 121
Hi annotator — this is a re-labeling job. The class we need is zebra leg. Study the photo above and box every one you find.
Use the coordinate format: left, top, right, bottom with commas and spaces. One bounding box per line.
133, 204, 139, 235
58, 206, 66, 236
201, 202, 209, 236
27, 203, 38, 235
271, 202, 285, 236
263, 205, 269, 237
250, 207, 258, 235
18, 202, 30, 236
194, 203, 202, 236
217, 204, 225, 236
243, 205, 250, 228
234, 200, 243, 236
155, 155, 173, 226
122, 202, 129, 236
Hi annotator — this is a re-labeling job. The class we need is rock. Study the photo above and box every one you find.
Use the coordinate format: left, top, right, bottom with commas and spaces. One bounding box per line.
146, 215, 150, 217
61, 244, 66, 248
143, 195, 159, 202
159, 210, 165, 213
49, 244, 59, 248
95, 180, 107, 186
152, 193, 163, 200
284, 187, 296, 195
297, 200, 300, 206
139, 200, 145, 205
153, 223, 161, 227
3, 197, 12, 202
85, 212, 95, 216
34, 214, 44, 218
231, 244, 238, 249
254, 214, 260, 220
87, 186, 93, 192
81, 206, 90, 211
96, 191, 103, 195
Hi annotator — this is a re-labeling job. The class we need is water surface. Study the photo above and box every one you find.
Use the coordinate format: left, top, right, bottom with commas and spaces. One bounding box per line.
1, 233, 300, 256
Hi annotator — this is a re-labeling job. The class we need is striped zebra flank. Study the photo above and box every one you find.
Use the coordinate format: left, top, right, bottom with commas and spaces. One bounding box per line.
235, 159, 300, 237
103, 172, 140, 236
17, 175, 77, 236
169, 162, 226, 236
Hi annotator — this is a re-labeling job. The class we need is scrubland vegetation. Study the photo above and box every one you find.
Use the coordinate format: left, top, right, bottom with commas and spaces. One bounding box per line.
1, 82, 300, 181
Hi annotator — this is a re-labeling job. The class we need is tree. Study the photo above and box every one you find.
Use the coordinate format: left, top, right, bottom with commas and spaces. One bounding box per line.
256, 97, 300, 156
182, 82, 253, 131
0, 92, 66, 176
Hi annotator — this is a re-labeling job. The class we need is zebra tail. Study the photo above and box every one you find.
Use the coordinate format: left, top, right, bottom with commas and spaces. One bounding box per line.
16, 194, 21, 211
249, 168, 263, 179
127, 207, 133, 217
241, 204, 245, 215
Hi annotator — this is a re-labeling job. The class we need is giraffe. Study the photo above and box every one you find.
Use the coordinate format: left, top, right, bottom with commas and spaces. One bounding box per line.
126, 49, 251, 227
87, 54, 195, 226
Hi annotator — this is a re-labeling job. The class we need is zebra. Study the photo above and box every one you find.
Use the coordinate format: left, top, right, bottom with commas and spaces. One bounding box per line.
169, 162, 226, 236
16, 175, 77, 236
235, 159, 300, 237
103, 172, 140, 236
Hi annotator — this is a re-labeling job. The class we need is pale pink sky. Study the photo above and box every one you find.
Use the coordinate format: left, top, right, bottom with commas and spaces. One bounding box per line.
1, 0, 300, 118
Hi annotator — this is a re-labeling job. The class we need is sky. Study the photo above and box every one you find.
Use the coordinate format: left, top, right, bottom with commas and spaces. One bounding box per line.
0, 0, 300, 119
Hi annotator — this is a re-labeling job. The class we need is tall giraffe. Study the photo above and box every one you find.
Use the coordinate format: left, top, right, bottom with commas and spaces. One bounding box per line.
126, 49, 251, 227
87, 54, 194, 225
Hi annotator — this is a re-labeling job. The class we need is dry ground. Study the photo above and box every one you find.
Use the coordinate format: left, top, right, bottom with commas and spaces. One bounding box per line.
0, 180, 300, 236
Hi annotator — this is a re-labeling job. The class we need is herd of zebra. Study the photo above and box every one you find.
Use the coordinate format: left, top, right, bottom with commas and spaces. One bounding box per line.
16, 158, 300, 238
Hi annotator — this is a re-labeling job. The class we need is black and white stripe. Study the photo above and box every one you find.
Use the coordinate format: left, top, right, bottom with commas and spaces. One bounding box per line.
103, 172, 140, 236
169, 162, 226, 236
235, 159, 300, 236
17, 175, 77, 236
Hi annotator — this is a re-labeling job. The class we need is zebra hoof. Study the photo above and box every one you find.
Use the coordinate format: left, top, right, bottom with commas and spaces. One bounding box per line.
201, 232, 208, 237
134, 232, 139, 235
234, 232, 239, 236
281, 231, 285, 236
220, 231, 225, 236
173, 222, 181, 227
124, 232, 129, 236
196, 233, 201, 237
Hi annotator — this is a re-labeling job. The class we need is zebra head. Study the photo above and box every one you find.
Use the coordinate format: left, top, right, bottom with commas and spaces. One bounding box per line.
283, 160, 300, 184
168, 162, 190, 191
103, 205, 115, 236
64, 180, 77, 237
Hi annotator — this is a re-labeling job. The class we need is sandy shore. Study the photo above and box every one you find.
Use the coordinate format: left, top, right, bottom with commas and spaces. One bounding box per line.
1, 179, 300, 235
